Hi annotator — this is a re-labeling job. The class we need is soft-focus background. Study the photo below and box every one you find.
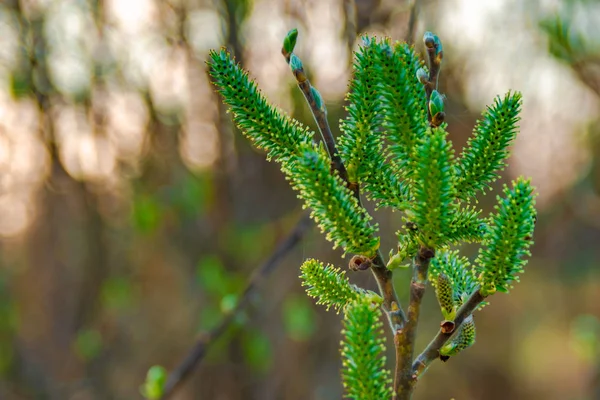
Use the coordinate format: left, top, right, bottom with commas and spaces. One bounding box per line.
0, 0, 599, 399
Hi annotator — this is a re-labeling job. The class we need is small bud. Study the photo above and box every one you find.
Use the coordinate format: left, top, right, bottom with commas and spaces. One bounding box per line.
431, 111, 446, 127
289, 54, 306, 82
434, 35, 443, 58
282, 28, 298, 56
429, 89, 445, 117
416, 67, 429, 85
311, 86, 325, 112
424, 31, 436, 49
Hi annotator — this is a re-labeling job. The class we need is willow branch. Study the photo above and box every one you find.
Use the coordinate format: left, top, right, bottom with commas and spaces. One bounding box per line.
393, 246, 434, 400
160, 214, 312, 399
410, 288, 486, 384
282, 46, 352, 193
282, 38, 406, 330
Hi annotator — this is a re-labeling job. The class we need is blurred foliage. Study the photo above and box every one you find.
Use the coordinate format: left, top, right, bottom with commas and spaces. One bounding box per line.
0, 0, 597, 399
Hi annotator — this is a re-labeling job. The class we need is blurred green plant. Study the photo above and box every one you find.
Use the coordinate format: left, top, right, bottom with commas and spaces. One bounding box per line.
203, 27, 537, 399
141, 365, 167, 400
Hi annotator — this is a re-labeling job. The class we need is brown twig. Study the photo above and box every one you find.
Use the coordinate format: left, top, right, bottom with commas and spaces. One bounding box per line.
160, 214, 312, 399
282, 37, 407, 331
393, 246, 434, 400
409, 288, 487, 387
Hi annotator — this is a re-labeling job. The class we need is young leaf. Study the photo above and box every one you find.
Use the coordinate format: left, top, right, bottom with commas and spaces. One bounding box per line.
477, 177, 536, 294
411, 127, 455, 248
455, 92, 522, 199
286, 145, 380, 256
300, 259, 359, 312
207, 49, 312, 162
341, 299, 392, 400
388, 227, 420, 270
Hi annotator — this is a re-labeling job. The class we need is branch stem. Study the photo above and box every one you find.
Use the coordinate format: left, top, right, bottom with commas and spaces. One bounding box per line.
393, 246, 434, 399
409, 288, 487, 388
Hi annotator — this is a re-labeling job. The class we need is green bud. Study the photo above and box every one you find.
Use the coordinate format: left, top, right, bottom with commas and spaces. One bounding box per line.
311, 86, 325, 112
434, 35, 443, 57
289, 53, 303, 73
140, 365, 167, 399
283, 28, 298, 55
424, 31, 436, 49
429, 90, 445, 116
416, 67, 429, 84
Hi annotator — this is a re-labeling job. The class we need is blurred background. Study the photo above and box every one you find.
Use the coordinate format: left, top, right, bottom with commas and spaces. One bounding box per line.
0, 0, 599, 399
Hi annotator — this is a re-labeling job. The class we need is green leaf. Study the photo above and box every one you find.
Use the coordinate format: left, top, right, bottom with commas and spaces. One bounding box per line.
132, 194, 161, 234
388, 227, 420, 270
242, 330, 272, 373
455, 92, 522, 199
207, 49, 312, 162
477, 177, 537, 294
300, 259, 359, 312
196, 255, 229, 297
286, 145, 380, 256
282, 295, 316, 342
341, 299, 392, 400
411, 127, 455, 248
74, 329, 103, 361
140, 365, 167, 400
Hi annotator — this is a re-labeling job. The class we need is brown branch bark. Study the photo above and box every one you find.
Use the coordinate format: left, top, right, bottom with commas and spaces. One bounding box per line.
408, 288, 487, 392
393, 246, 434, 400
160, 214, 312, 399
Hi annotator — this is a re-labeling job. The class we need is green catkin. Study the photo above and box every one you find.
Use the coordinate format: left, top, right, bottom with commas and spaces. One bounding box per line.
341, 299, 392, 400
299, 259, 359, 312
455, 92, 523, 200
477, 177, 537, 294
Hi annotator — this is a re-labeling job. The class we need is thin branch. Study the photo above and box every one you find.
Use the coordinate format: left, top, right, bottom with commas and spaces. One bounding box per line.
282, 36, 407, 331
423, 32, 444, 126
410, 288, 487, 384
393, 246, 434, 400
282, 46, 352, 193
160, 213, 312, 399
